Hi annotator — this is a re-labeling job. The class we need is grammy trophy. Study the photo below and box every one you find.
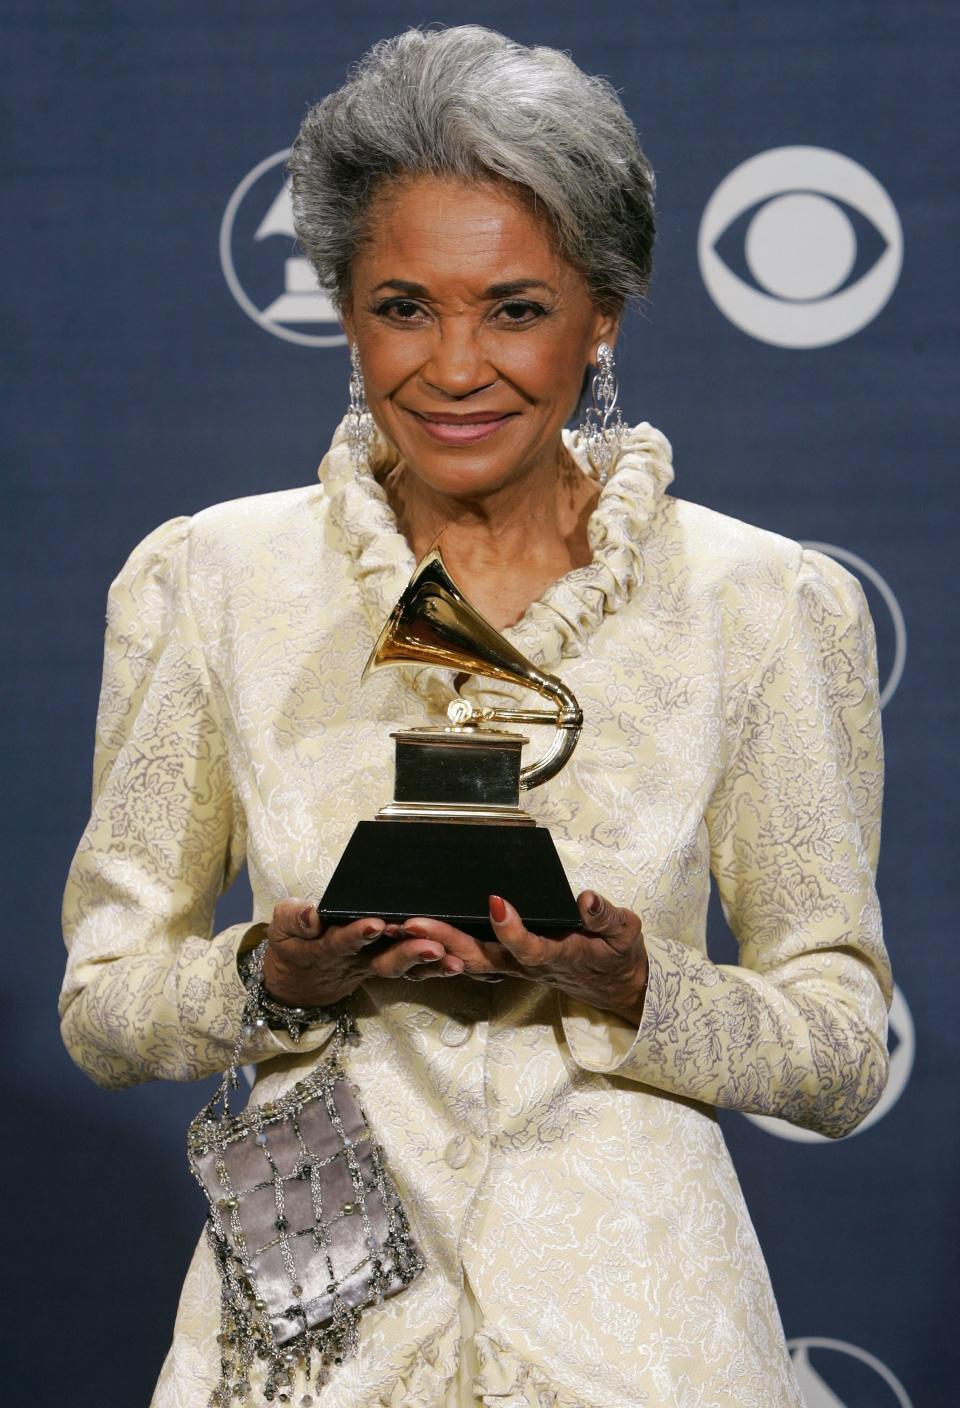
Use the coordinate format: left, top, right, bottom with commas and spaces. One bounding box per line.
318, 547, 584, 938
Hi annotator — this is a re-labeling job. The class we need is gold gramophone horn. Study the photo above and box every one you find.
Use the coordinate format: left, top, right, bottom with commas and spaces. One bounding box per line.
362, 547, 583, 788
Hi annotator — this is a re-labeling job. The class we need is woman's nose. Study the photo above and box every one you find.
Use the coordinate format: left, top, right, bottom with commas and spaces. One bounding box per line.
419, 327, 497, 399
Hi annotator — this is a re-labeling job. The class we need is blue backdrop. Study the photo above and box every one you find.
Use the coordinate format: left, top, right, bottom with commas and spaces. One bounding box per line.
5, 3, 958, 1405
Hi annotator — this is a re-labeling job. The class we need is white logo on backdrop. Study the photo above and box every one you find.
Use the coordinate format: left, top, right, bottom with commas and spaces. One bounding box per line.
788, 1338, 913, 1407
220, 149, 346, 347
698, 147, 903, 348
803, 542, 907, 708
742, 984, 914, 1143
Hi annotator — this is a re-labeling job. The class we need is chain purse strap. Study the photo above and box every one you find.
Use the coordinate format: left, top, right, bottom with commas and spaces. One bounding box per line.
200, 939, 352, 1122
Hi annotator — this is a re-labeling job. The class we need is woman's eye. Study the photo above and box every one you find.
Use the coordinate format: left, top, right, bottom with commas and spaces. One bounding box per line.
495, 301, 548, 324
375, 299, 427, 322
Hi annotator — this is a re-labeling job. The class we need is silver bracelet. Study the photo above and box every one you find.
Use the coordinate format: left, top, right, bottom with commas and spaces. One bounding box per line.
238, 938, 340, 1043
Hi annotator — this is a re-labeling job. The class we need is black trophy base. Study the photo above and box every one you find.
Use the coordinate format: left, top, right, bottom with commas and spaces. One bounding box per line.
318, 821, 580, 939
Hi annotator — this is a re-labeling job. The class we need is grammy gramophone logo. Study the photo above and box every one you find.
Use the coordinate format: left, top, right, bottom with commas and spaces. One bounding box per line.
219, 148, 346, 347
788, 1338, 912, 1407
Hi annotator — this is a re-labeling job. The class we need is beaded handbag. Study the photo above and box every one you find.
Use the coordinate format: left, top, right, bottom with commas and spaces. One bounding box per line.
187, 948, 423, 1406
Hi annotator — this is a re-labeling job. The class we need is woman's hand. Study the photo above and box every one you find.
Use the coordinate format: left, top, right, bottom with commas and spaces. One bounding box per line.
260, 899, 465, 1008
399, 891, 649, 1026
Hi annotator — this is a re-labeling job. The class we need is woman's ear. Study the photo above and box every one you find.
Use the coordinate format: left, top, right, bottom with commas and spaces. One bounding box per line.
589, 311, 620, 364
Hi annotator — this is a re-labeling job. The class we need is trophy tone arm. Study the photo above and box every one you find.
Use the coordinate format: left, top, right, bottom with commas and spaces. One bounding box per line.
362, 544, 585, 790
448, 679, 583, 790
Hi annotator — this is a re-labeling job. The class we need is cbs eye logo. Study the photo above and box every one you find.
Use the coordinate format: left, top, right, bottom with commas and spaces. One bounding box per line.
698, 146, 903, 348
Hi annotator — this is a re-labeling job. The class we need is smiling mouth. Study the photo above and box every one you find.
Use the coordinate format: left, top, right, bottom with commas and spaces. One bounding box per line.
404, 408, 517, 445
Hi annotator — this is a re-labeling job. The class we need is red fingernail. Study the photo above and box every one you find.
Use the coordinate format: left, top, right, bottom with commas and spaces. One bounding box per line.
362, 924, 382, 939
298, 907, 314, 930
403, 926, 426, 941
587, 893, 603, 916
416, 951, 441, 963
489, 895, 507, 923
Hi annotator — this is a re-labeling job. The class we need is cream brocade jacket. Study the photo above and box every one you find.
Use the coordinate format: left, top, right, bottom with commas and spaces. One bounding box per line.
61, 420, 892, 1408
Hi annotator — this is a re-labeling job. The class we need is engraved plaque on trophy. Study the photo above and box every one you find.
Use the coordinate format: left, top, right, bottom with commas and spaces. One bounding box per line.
318, 547, 583, 938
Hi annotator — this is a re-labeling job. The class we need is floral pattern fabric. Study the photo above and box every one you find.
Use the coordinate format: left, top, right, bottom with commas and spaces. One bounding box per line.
60, 418, 892, 1406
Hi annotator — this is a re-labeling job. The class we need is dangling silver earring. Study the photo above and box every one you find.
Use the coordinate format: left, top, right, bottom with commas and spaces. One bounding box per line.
580, 342, 625, 486
348, 343, 374, 470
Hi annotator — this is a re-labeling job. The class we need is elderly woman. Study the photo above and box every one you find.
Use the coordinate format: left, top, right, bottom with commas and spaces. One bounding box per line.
61, 24, 892, 1408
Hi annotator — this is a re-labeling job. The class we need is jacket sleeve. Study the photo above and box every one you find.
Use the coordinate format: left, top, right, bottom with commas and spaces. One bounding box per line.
560, 548, 893, 1138
60, 518, 337, 1091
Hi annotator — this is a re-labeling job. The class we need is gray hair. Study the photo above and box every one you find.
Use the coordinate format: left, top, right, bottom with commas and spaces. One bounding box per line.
288, 25, 656, 315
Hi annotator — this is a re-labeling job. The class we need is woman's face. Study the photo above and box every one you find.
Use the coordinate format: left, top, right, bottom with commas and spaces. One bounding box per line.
342, 174, 617, 500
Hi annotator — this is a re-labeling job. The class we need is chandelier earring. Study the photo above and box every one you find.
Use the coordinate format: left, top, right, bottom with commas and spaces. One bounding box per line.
347, 343, 375, 470
580, 341, 626, 486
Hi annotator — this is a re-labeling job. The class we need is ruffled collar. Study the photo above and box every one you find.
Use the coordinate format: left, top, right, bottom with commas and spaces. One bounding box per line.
319, 415, 674, 706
